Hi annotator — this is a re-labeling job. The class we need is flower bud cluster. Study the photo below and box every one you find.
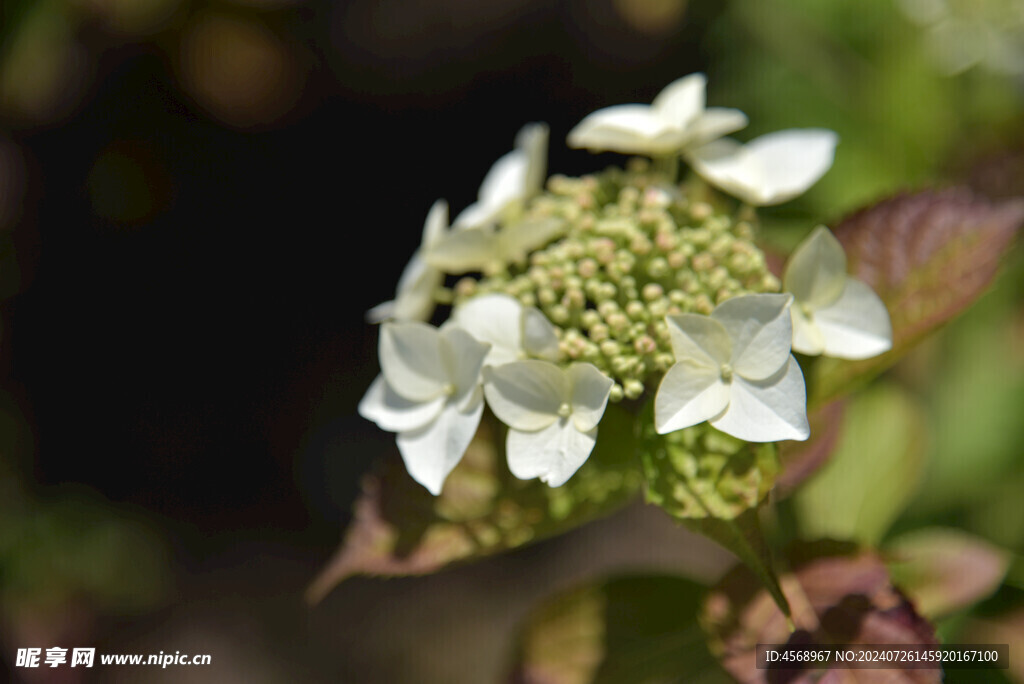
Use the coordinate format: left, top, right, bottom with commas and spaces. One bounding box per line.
454, 161, 780, 401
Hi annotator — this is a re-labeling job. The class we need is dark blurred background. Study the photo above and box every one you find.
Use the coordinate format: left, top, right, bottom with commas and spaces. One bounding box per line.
8, 0, 726, 536
0, 1, 737, 680
2, 0, 1023, 681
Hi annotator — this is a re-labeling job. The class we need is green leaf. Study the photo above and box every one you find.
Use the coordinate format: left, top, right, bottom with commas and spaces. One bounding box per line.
811, 188, 1024, 405
509, 575, 729, 684
914, 277, 1024, 511
793, 384, 927, 545
637, 419, 790, 619
307, 407, 642, 602
703, 541, 942, 684
887, 528, 1011, 620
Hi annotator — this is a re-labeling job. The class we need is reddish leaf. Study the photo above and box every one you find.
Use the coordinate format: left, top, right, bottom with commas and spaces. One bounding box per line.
812, 188, 1024, 404
308, 409, 642, 603
966, 609, 1024, 683
703, 542, 941, 684
887, 528, 1010, 620
775, 400, 845, 497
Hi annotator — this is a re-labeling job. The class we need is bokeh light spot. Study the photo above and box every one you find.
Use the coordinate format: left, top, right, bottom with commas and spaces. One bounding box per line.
612, 0, 688, 35
178, 11, 304, 130
0, 7, 90, 125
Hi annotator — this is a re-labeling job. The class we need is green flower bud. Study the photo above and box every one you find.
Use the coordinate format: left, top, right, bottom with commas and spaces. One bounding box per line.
451, 162, 779, 393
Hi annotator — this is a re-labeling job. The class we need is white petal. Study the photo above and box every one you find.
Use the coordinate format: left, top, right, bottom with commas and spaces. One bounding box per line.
389, 254, 442, 322
689, 129, 838, 206
790, 307, 826, 356
450, 294, 524, 366
498, 217, 564, 263
567, 363, 614, 432
482, 360, 565, 431
365, 299, 394, 324
516, 122, 549, 198
651, 73, 706, 127
421, 199, 450, 248
475, 149, 527, 217
439, 326, 491, 405
379, 322, 448, 401
784, 226, 847, 309
743, 129, 838, 205
712, 293, 793, 381
367, 202, 450, 324
453, 199, 501, 230
567, 105, 681, 155
506, 420, 597, 487
396, 391, 484, 495
654, 361, 731, 434
358, 375, 445, 432
664, 313, 731, 369
685, 107, 748, 146
687, 137, 759, 202
813, 279, 893, 360
522, 306, 561, 361
424, 225, 498, 273
710, 356, 809, 442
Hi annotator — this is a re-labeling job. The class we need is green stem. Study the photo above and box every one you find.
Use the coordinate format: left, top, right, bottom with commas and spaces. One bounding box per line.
735, 203, 758, 223
652, 155, 680, 185
683, 509, 793, 624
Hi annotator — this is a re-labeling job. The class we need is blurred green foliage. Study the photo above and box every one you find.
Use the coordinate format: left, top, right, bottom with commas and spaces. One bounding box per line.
793, 383, 928, 546
711, 0, 1023, 236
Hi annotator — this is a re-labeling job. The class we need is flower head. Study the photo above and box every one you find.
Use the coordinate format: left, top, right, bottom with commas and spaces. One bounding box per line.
688, 129, 838, 206
483, 360, 614, 486
367, 200, 450, 323
567, 74, 748, 157
358, 321, 490, 494
784, 226, 892, 359
654, 293, 809, 442
449, 293, 560, 367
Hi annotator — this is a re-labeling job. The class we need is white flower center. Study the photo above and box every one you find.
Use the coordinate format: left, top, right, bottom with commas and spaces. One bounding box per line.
442, 383, 457, 397
720, 363, 733, 383
799, 302, 815, 319
557, 402, 572, 418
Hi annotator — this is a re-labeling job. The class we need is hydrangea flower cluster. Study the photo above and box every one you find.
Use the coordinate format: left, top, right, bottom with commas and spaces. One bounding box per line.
359, 75, 892, 495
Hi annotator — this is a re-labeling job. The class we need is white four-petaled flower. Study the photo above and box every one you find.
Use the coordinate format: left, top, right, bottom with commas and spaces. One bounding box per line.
483, 361, 614, 486
449, 294, 560, 367
785, 226, 892, 359
367, 200, 450, 323
567, 74, 748, 158
655, 293, 809, 442
358, 321, 490, 495
688, 129, 838, 206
